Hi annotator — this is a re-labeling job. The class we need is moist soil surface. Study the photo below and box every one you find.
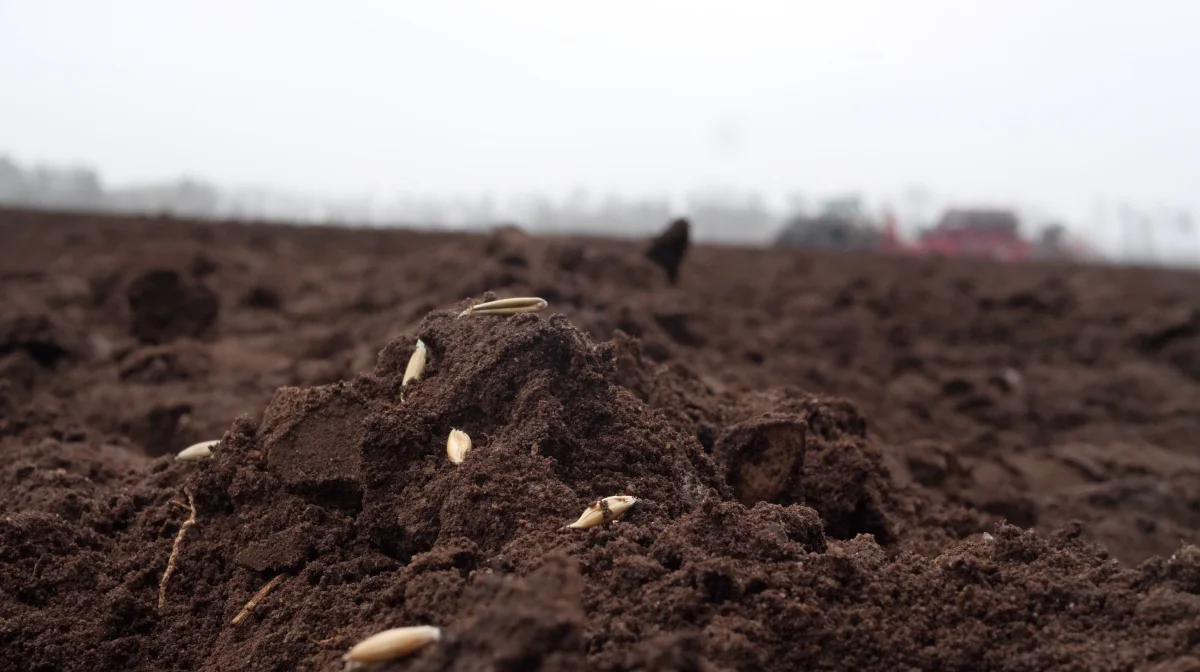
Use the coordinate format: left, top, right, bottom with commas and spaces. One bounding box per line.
2, 207, 1200, 672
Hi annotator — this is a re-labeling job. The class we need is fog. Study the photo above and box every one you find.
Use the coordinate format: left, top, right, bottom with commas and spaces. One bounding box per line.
2, 1, 1198, 261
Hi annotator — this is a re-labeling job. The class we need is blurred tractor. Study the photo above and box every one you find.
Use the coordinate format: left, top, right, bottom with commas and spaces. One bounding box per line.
776, 202, 1093, 263
908, 209, 1030, 261
1027, 222, 1095, 261
774, 196, 884, 252
907, 210, 1093, 262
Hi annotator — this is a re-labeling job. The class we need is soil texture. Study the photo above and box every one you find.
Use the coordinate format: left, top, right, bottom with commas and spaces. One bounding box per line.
2, 208, 1200, 671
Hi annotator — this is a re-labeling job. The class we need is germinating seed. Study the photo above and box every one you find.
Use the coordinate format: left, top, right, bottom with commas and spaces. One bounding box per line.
567, 495, 638, 530
446, 429, 472, 465
457, 296, 548, 317
176, 440, 220, 461
343, 625, 441, 663
402, 339, 427, 387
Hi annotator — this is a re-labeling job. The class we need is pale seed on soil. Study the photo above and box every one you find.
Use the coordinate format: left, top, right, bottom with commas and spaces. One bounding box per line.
446, 429, 472, 465
567, 495, 638, 529
457, 296, 547, 317
176, 440, 219, 461
343, 625, 441, 663
402, 339, 426, 387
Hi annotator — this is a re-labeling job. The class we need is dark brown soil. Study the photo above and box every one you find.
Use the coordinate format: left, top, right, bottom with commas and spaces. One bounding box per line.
2, 207, 1199, 672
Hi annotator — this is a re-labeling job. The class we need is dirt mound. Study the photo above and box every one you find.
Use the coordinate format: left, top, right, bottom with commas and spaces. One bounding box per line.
2, 207, 1200, 671
8, 308, 1198, 671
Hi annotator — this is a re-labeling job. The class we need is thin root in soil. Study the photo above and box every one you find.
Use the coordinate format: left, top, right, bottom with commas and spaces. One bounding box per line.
157, 489, 197, 611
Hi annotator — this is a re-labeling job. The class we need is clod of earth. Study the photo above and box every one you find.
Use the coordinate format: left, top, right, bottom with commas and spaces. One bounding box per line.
645, 217, 691, 283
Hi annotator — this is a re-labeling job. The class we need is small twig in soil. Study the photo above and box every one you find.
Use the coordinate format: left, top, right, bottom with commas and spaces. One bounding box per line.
232, 573, 286, 625
157, 489, 197, 611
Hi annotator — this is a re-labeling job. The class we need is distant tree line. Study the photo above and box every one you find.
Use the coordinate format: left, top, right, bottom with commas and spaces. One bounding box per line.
0, 154, 783, 243
0, 155, 220, 218
3, 153, 1196, 265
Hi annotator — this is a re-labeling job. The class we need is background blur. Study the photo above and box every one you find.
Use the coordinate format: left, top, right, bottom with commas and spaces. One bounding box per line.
2, 0, 1197, 264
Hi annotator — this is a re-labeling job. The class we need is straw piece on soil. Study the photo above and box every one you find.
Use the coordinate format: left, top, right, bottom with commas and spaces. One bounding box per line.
231, 574, 286, 625
157, 489, 197, 610
457, 296, 547, 317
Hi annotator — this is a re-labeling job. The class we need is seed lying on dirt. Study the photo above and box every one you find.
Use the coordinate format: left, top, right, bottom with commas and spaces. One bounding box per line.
567, 495, 638, 529
231, 574, 286, 626
343, 625, 441, 663
457, 296, 548, 317
402, 339, 427, 388
446, 428, 472, 465
176, 440, 219, 461
157, 489, 197, 610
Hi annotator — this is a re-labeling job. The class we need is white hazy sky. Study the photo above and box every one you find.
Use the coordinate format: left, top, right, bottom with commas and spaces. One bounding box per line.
2, 0, 1198, 224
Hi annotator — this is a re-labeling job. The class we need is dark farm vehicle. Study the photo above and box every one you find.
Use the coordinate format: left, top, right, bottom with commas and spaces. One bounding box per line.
776, 204, 1092, 262
774, 197, 889, 253
907, 209, 1030, 261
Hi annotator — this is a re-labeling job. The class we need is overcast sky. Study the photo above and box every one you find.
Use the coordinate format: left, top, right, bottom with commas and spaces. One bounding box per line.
2, 0, 1197, 225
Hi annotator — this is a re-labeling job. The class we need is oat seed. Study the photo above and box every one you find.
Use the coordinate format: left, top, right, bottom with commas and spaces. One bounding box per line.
343, 625, 441, 663
176, 440, 219, 461
567, 495, 638, 529
446, 429, 472, 465
457, 297, 547, 317
402, 339, 427, 388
